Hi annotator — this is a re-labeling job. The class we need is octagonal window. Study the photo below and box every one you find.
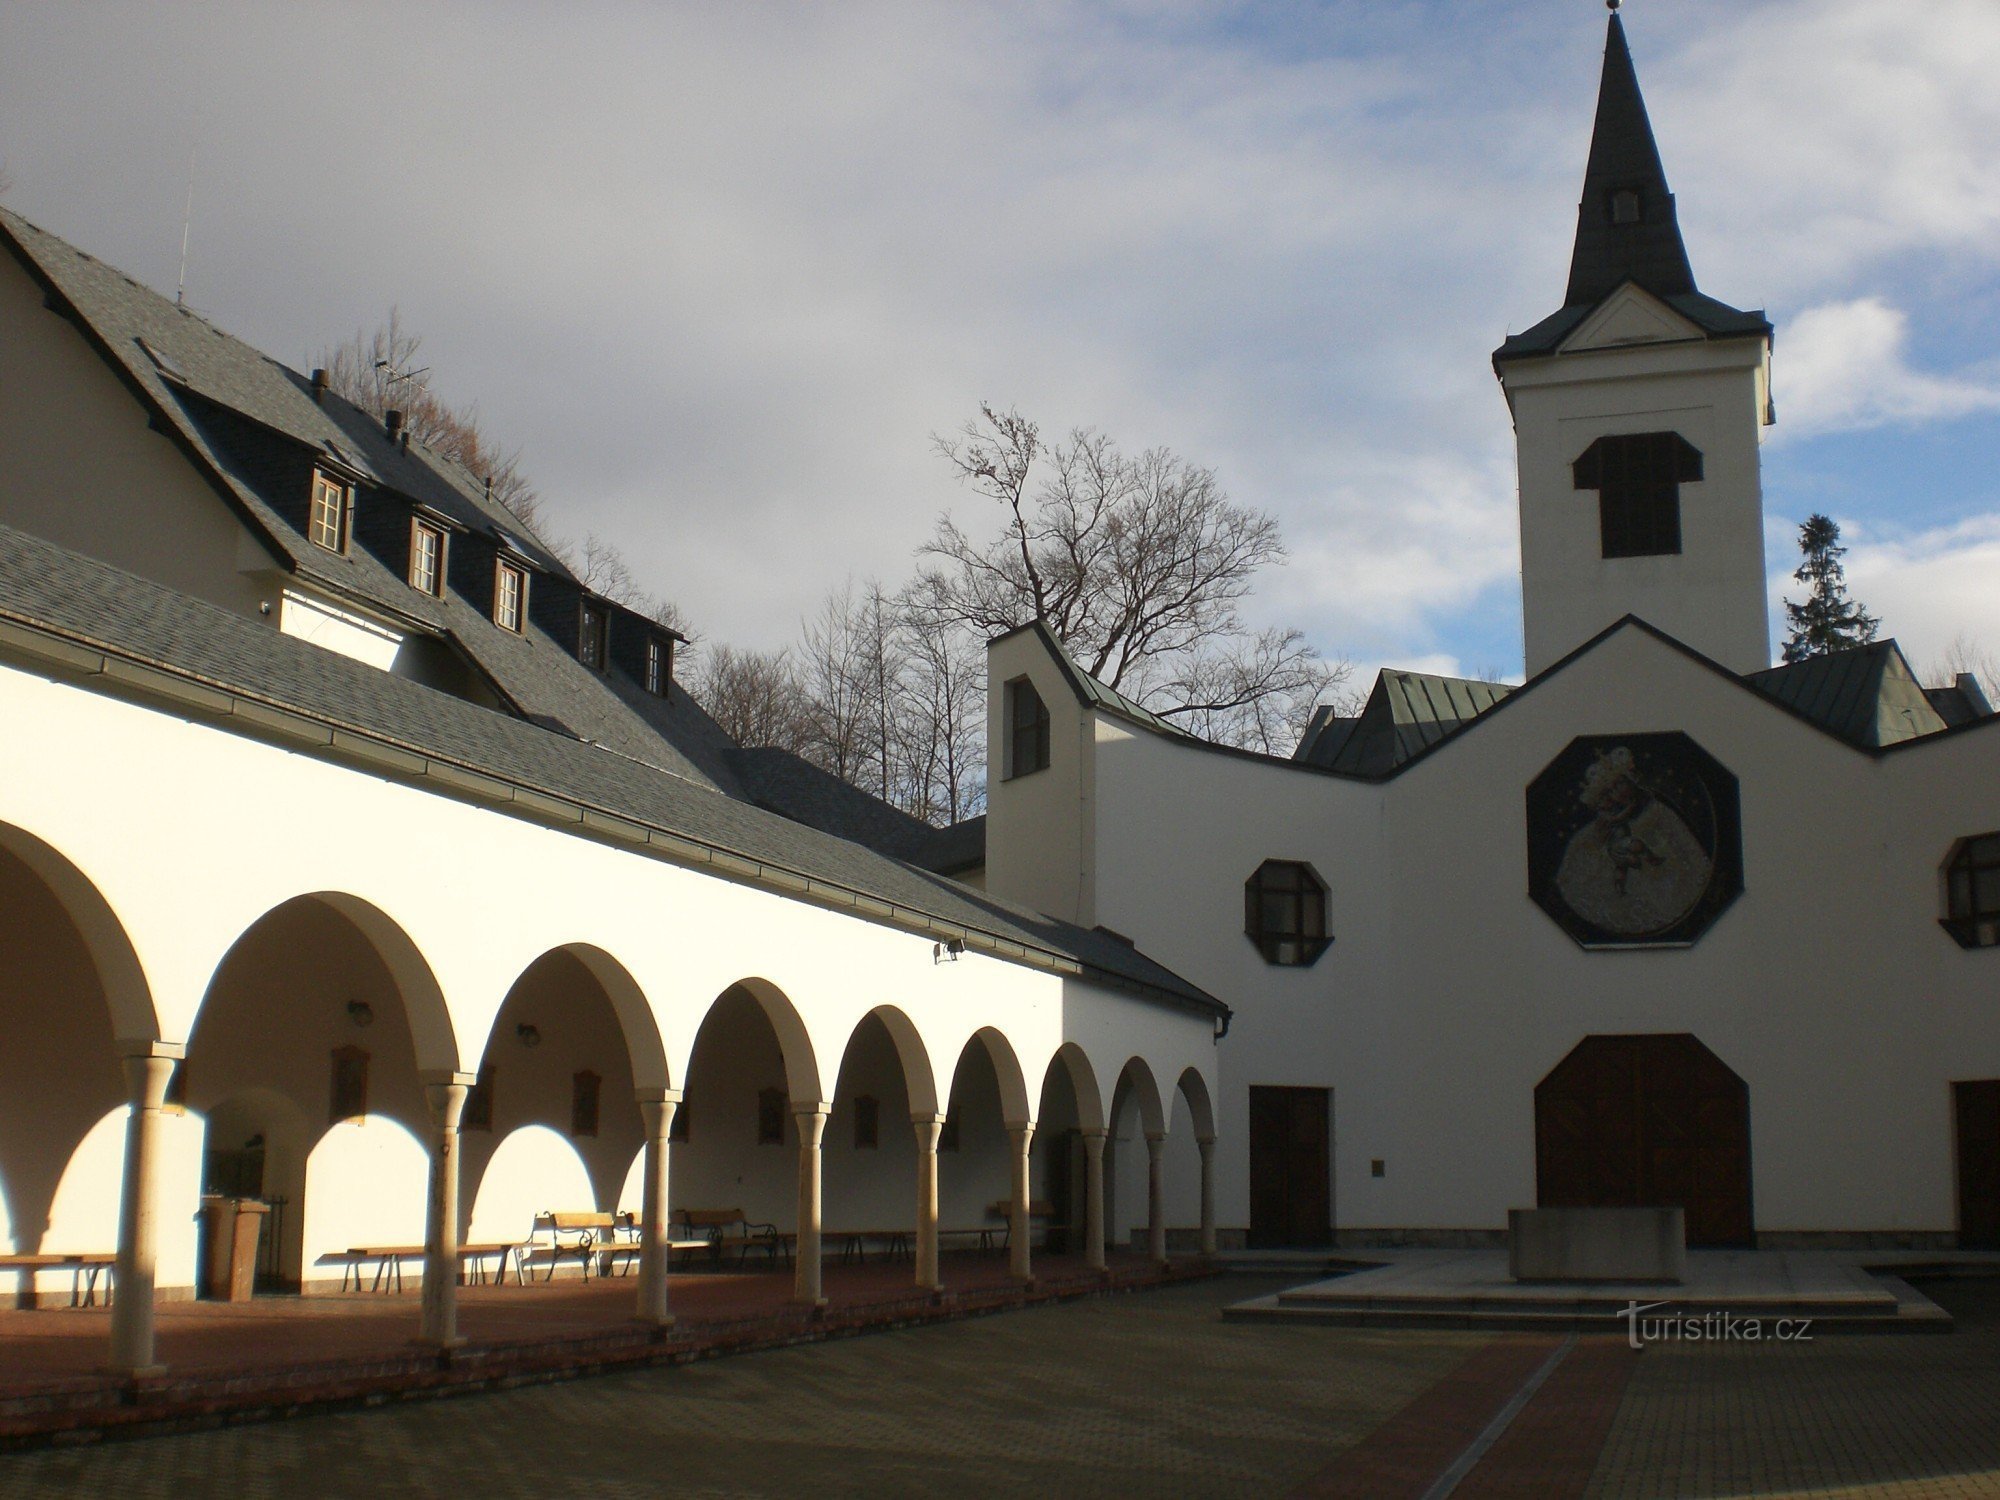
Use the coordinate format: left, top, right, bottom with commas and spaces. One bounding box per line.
1244, 860, 1330, 967
1943, 832, 2000, 949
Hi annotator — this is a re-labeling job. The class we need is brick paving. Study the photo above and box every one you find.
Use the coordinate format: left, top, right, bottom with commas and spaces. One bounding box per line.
2, 1273, 1997, 1496
1583, 1277, 2000, 1500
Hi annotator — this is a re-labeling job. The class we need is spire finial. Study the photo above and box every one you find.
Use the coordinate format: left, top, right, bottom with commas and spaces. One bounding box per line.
1607, 0, 1620, 11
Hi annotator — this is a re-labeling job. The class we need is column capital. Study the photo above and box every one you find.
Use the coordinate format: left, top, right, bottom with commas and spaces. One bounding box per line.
790, 1100, 832, 1120
634, 1086, 685, 1106
909, 1111, 947, 1127
1078, 1125, 1109, 1141
419, 1068, 478, 1089
116, 1039, 185, 1062
1196, 1134, 1218, 1149
1145, 1130, 1169, 1148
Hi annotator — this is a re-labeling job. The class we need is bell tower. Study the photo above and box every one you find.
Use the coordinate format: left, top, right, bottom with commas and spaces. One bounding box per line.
1494, 5, 1774, 678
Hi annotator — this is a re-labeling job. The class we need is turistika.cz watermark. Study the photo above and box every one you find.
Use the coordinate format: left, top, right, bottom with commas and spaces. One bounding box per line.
1619, 1301, 1814, 1349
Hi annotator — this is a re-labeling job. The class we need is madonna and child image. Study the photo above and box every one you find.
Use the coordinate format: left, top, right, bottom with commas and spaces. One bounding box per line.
1526, 732, 1745, 949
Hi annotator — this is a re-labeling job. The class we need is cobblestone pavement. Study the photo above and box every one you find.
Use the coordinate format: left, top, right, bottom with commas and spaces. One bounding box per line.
1586, 1279, 2000, 1500
6, 1275, 1999, 1499
0, 1278, 1481, 1500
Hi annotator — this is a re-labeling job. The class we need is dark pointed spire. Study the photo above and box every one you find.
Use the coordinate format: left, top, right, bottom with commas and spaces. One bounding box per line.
1563, 9, 1697, 307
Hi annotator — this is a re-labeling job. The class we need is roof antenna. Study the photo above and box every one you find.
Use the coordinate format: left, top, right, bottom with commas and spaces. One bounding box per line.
175, 137, 196, 308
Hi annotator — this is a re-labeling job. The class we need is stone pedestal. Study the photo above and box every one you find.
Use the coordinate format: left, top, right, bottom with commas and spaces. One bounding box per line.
1508, 1206, 1687, 1283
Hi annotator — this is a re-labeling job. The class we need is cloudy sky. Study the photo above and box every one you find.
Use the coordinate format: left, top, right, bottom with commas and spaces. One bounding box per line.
5, 0, 1999, 687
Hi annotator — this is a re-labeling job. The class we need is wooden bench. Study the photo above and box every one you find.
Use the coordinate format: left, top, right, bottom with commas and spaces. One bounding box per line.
676, 1208, 788, 1269
337, 1243, 520, 1293
936, 1226, 1001, 1254
0, 1252, 117, 1307
828, 1228, 912, 1265
522, 1212, 626, 1282
986, 1200, 1060, 1251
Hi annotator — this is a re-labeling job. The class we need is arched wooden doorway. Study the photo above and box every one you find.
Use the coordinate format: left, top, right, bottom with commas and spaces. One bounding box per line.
1535, 1034, 1753, 1248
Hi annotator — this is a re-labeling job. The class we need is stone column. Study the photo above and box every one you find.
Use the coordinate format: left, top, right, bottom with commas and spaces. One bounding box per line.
1007, 1121, 1035, 1283
1197, 1135, 1218, 1256
420, 1072, 472, 1349
1145, 1131, 1168, 1265
912, 1113, 944, 1294
793, 1104, 829, 1308
108, 1041, 183, 1377
1080, 1126, 1108, 1273
635, 1089, 681, 1327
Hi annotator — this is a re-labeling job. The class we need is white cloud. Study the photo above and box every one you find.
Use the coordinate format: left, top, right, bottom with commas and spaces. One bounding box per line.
1774, 298, 2000, 437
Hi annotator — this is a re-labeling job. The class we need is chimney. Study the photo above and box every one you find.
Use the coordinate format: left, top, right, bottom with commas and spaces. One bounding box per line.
385, 408, 403, 443
310, 368, 328, 404
484, 476, 493, 505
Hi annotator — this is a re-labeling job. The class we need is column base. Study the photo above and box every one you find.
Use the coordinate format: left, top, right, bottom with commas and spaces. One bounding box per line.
634, 1313, 677, 1332
416, 1335, 469, 1352
103, 1364, 167, 1381
789, 1297, 830, 1314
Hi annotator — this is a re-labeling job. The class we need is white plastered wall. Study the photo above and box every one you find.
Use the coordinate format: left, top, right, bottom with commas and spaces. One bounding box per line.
0, 654, 1217, 1294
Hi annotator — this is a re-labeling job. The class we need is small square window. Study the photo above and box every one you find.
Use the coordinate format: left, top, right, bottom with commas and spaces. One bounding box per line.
1610, 188, 1642, 225
495, 561, 527, 632
309, 470, 351, 554
1573, 432, 1702, 560
1007, 677, 1050, 779
579, 601, 608, 670
410, 520, 446, 596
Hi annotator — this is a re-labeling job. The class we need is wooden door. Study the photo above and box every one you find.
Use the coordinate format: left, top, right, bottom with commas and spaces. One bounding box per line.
1535, 1034, 1753, 1248
1249, 1086, 1331, 1247
1956, 1081, 2000, 1250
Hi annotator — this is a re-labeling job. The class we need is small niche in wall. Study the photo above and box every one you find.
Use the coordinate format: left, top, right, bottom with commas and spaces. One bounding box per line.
463, 1066, 496, 1132
757, 1088, 787, 1145
853, 1094, 880, 1150
330, 1046, 370, 1125
572, 1070, 602, 1139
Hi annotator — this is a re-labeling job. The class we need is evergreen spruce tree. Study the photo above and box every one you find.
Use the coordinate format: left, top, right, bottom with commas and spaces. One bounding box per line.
1781, 513, 1879, 663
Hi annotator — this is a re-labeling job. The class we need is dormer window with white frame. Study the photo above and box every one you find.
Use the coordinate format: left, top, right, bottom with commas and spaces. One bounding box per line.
308, 469, 351, 554
579, 600, 608, 670
409, 519, 446, 596
645, 634, 673, 697
494, 559, 527, 633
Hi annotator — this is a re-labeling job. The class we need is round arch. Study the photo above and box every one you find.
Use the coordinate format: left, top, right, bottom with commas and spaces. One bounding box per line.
843, 1006, 938, 1119
1113, 1056, 1167, 1137
1041, 1042, 1106, 1131
0, 822, 156, 1042
721, 978, 824, 1106
1175, 1066, 1216, 1142
296, 892, 460, 1074
956, 1027, 1031, 1126
492, 943, 669, 1093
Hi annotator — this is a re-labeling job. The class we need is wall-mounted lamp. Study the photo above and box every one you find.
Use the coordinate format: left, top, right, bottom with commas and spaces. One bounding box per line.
346, 1000, 375, 1028
932, 938, 966, 965
516, 1023, 542, 1049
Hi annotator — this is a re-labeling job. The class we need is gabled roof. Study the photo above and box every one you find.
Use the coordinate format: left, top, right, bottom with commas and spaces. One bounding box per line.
0, 522, 1224, 1021
1746, 641, 1952, 748
1493, 16, 1770, 366
1296, 670, 1513, 776
992, 619, 1192, 739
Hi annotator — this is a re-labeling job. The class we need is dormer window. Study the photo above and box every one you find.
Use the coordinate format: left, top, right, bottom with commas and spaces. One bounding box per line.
1006, 676, 1050, 779
1610, 188, 1642, 225
579, 601, 608, 670
308, 470, 351, 554
645, 634, 673, 697
409, 520, 446, 596
494, 560, 527, 632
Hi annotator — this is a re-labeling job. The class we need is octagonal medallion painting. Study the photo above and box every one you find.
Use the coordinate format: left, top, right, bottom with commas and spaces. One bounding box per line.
1526, 732, 1742, 948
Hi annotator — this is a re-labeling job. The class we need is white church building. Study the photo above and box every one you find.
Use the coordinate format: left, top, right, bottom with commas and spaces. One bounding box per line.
0, 9, 1996, 1381
974, 12, 2000, 1256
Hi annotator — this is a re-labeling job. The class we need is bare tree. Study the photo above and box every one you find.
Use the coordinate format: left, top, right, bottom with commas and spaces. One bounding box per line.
695, 644, 809, 751
917, 404, 1346, 751
316, 310, 543, 533
795, 581, 885, 787
894, 596, 987, 822
1925, 633, 2000, 702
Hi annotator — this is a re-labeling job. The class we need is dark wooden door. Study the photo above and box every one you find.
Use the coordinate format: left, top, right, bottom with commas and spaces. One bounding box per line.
1956, 1081, 2000, 1250
1535, 1034, 1753, 1248
1249, 1086, 1331, 1247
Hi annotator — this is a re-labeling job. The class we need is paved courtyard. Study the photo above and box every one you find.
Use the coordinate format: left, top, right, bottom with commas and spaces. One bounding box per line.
3, 1276, 1999, 1498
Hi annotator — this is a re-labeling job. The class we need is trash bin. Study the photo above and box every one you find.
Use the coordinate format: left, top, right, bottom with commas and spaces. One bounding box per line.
198, 1195, 269, 1301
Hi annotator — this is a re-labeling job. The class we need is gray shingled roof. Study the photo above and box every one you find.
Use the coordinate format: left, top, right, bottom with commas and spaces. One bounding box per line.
0, 522, 1223, 1019
993, 620, 1192, 740
1746, 642, 1950, 747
